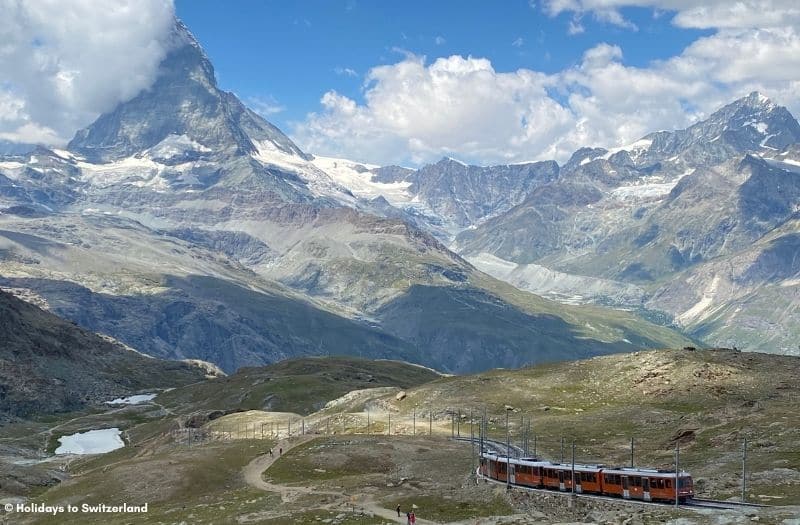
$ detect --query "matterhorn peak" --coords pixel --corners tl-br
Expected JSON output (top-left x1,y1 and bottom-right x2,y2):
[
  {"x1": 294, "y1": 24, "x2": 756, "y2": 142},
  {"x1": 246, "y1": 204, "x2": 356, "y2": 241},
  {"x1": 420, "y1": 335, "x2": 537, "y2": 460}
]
[{"x1": 67, "y1": 19, "x2": 305, "y2": 164}]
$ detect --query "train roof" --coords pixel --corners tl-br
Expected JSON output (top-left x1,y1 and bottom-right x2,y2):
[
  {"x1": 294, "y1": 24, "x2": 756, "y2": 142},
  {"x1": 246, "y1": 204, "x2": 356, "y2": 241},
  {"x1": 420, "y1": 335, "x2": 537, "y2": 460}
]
[
  {"x1": 483, "y1": 453, "x2": 690, "y2": 477},
  {"x1": 602, "y1": 467, "x2": 691, "y2": 477},
  {"x1": 483, "y1": 454, "x2": 602, "y2": 472}
]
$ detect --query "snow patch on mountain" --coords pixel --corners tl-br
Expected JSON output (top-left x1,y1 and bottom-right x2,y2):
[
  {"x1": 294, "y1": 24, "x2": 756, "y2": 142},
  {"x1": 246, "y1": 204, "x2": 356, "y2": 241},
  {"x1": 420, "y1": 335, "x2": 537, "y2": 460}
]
[
  {"x1": 0, "y1": 161, "x2": 26, "y2": 180},
  {"x1": 677, "y1": 275, "x2": 722, "y2": 325},
  {"x1": 251, "y1": 140, "x2": 357, "y2": 204},
  {"x1": 468, "y1": 252, "x2": 645, "y2": 307},
  {"x1": 76, "y1": 156, "x2": 172, "y2": 191},
  {"x1": 147, "y1": 134, "x2": 211, "y2": 161},
  {"x1": 764, "y1": 157, "x2": 800, "y2": 174},
  {"x1": 609, "y1": 170, "x2": 693, "y2": 201},
  {"x1": 310, "y1": 155, "x2": 413, "y2": 205}
]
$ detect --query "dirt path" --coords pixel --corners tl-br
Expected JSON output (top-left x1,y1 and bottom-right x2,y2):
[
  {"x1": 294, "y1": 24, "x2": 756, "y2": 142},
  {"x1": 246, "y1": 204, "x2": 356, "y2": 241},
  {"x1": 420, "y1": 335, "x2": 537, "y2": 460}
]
[{"x1": 241, "y1": 436, "x2": 437, "y2": 524}]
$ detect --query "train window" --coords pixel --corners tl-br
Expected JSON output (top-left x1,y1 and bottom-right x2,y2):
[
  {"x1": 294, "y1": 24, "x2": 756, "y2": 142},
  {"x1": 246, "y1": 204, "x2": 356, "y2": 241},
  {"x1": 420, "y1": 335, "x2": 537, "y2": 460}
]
[
  {"x1": 658, "y1": 479, "x2": 665, "y2": 489},
  {"x1": 632, "y1": 477, "x2": 641, "y2": 487},
  {"x1": 665, "y1": 480, "x2": 672, "y2": 489}
]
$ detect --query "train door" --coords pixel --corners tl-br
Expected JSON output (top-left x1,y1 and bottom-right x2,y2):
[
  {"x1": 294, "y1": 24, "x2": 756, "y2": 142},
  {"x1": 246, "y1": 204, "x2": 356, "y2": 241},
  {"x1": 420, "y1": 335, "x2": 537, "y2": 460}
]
[
  {"x1": 558, "y1": 470, "x2": 565, "y2": 491},
  {"x1": 622, "y1": 476, "x2": 630, "y2": 499},
  {"x1": 509, "y1": 464, "x2": 516, "y2": 485},
  {"x1": 575, "y1": 472, "x2": 583, "y2": 494},
  {"x1": 643, "y1": 478, "x2": 651, "y2": 502}
]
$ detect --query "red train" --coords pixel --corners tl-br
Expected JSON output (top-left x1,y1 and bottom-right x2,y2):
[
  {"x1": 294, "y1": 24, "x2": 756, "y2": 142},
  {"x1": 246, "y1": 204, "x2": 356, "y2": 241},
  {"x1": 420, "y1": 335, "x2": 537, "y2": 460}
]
[{"x1": 480, "y1": 452, "x2": 694, "y2": 503}]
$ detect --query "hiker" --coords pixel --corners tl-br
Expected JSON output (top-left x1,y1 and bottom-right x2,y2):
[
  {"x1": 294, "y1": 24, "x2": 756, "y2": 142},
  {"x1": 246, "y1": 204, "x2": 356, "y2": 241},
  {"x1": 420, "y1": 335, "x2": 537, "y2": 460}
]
[
  {"x1": 396, "y1": 504, "x2": 401, "y2": 517},
  {"x1": 406, "y1": 511, "x2": 411, "y2": 525},
  {"x1": 279, "y1": 447, "x2": 283, "y2": 456},
  {"x1": 268, "y1": 448, "x2": 273, "y2": 457},
  {"x1": 410, "y1": 510, "x2": 416, "y2": 524}
]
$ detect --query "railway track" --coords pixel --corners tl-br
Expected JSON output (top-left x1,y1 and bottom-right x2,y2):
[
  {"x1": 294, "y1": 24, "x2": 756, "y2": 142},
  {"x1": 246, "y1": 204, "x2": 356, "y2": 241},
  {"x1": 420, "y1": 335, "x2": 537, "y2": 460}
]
[
  {"x1": 455, "y1": 436, "x2": 766, "y2": 512},
  {"x1": 685, "y1": 497, "x2": 766, "y2": 510}
]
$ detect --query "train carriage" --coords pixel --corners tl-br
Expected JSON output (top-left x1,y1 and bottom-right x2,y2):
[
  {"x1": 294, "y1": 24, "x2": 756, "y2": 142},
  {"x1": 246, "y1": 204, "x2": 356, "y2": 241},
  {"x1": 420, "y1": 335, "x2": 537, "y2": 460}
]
[
  {"x1": 601, "y1": 468, "x2": 694, "y2": 503},
  {"x1": 480, "y1": 452, "x2": 694, "y2": 504},
  {"x1": 540, "y1": 463, "x2": 603, "y2": 493}
]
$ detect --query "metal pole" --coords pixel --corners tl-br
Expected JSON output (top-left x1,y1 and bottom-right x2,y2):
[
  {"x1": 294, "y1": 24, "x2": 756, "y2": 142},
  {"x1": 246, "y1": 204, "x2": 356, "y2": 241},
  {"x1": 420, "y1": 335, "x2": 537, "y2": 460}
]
[
  {"x1": 413, "y1": 410, "x2": 416, "y2": 436},
  {"x1": 469, "y1": 409, "x2": 473, "y2": 444},
  {"x1": 302, "y1": 419, "x2": 305, "y2": 435},
  {"x1": 506, "y1": 409, "x2": 510, "y2": 490},
  {"x1": 675, "y1": 444, "x2": 680, "y2": 508},
  {"x1": 367, "y1": 410, "x2": 370, "y2": 435},
  {"x1": 429, "y1": 411, "x2": 432, "y2": 436},
  {"x1": 471, "y1": 410, "x2": 475, "y2": 477},
  {"x1": 524, "y1": 418, "x2": 529, "y2": 456},
  {"x1": 388, "y1": 412, "x2": 391, "y2": 435},
  {"x1": 631, "y1": 437, "x2": 634, "y2": 468},
  {"x1": 478, "y1": 409, "x2": 486, "y2": 457},
  {"x1": 571, "y1": 441, "x2": 576, "y2": 494},
  {"x1": 561, "y1": 437, "x2": 565, "y2": 463},
  {"x1": 742, "y1": 438, "x2": 747, "y2": 503},
  {"x1": 533, "y1": 435, "x2": 537, "y2": 458},
  {"x1": 288, "y1": 419, "x2": 291, "y2": 436}
]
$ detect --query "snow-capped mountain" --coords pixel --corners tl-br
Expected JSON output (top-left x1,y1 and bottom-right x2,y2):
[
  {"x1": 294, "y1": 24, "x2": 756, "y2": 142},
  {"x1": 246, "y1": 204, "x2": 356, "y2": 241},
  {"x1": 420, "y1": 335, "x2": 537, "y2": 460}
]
[
  {"x1": 284, "y1": 90, "x2": 800, "y2": 356},
  {"x1": 0, "y1": 19, "x2": 690, "y2": 374},
  {"x1": 450, "y1": 94, "x2": 800, "y2": 356}
]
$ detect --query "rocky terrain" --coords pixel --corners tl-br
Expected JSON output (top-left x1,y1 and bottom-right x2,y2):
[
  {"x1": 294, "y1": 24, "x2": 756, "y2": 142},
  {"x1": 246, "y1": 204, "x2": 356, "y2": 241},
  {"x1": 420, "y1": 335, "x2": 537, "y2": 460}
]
[
  {"x1": 447, "y1": 94, "x2": 800, "y2": 355},
  {"x1": 4, "y1": 349, "x2": 798, "y2": 524},
  {"x1": 0, "y1": 289, "x2": 210, "y2": 421},
  {"x1": 302, "y1": 93, "x2": 800, "y2": 358}
]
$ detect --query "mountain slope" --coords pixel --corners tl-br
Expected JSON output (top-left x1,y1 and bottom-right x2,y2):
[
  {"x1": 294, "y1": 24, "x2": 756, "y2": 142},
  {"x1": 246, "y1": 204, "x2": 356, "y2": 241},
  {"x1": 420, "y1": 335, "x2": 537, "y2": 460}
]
[
  {"x1": 0, "y1": 19, "x2": 695, "y2": 374},
  {"x1": 157, "y1": 356, "x2": 442, "y2": 416},
  {"x1": 446, "y1": 93, "x2": 800, "y2": 355},
  {"x1": 0, "y1": 289, "x2": 209, "y2": 421}
]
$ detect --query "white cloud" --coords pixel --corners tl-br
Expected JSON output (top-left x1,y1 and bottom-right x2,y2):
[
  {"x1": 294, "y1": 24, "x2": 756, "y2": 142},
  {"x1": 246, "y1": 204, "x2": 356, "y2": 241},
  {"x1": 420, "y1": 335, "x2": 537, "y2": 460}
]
[
  {"x1": 292, "y1": 23, "x2": 800, "y2": 166},
  {"x1": 543, "y1": 0, "x2": 800, "y2": 31},
  {"x1": 435, "y1": 35, "x2": 446, "y2": 45},
  {"x1": 247, "y1": 96, "x2": 286, "y2": 117},
  {"x1": 334, "y1": 67, "x2": 359, "y2": 77},
  {"x1": 567, "y1": 17, "x2": 586, "y2": 35},
  {"x1": 512, "y1": 37, "x2": 525, "y2": 47},
  {"x1": 0, "y1": 0, "x2": 175, "y2": 146}
]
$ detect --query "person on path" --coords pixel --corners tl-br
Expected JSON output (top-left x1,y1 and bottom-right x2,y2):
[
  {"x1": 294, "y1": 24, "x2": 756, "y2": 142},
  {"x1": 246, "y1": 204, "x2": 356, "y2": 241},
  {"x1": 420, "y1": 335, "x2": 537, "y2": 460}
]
[
  {"x1": 406, "y1": 511, "x2": 411, "y2": 525},
  {"x1": 269, "y1": 448, "x2": 273, "y2": 457},
  {"x1": 279, "y1": 447, "x2": 283, "y2": 456},
  {"x1": 396, "y1": 504, "x2": 401, "y2": 517},
  {"x1": 410, "y1": 510, "x2": 416, "y2": 524}
]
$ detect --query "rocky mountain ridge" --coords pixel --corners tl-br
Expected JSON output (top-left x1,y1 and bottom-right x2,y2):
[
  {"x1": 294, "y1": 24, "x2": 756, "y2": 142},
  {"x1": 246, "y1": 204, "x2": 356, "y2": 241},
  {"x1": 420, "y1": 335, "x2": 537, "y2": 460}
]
[{"x1": 0, "y1": 19, "x2": 692, "y2": 374}]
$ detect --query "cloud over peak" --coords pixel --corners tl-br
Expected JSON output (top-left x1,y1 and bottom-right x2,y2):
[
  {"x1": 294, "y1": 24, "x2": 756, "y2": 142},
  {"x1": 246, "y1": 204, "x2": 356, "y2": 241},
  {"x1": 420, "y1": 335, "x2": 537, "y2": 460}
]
[
  {"x1": 293, "y1": 12, "x2": 800, "y2": 167},
  {"x1": 0, "y1": 0, "x2": 176, "y2": 145}
]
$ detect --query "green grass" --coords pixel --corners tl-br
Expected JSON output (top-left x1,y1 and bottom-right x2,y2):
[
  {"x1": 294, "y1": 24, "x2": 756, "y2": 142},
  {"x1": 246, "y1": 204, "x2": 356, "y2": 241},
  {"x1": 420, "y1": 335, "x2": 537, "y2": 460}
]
[
  {"x1": 31, "y1": 439, "x2": 277, "y2": 524},
  {"x1": 382, "y1": 494, "x2": 514, "y2": 522},
  {"x1": 157, "y1": 356, "x2": 441, "y2": 416},
  {"x1": 266, "y1": 439, "x2": 394, "y2": 484}
]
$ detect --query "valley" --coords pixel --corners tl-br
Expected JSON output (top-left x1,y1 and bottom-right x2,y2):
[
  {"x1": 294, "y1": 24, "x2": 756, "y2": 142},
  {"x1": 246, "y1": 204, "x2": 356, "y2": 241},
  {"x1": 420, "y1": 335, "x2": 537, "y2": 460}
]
[{"x1": 2, "y1": 350, "x2": 799, "y2": 524}]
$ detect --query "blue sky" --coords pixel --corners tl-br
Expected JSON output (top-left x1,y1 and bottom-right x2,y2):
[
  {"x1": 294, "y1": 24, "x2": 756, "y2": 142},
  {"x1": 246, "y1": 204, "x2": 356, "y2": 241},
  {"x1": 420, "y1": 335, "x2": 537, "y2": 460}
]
[
  {"x1": 175, "y1": 0, "x2": 710, "y2": 133},
  {"x1": 2, "y1": 1, "x2": 800, "y2": 166}
]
